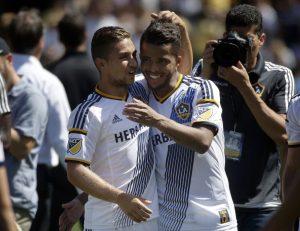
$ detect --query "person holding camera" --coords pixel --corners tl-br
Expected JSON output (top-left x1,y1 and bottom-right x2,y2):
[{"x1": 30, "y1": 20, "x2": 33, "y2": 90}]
[{"x1": 192, "y1": 4, "x2": 295, "y2": 231}]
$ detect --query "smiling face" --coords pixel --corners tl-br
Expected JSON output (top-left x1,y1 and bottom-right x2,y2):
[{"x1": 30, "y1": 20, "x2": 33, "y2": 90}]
[
  {"x1": 99, "y1": 38, "x2": 137, "y2": 87},
  {"x1": 140, "y1": 41, "x2": 181, "y2": 96},
  {"x1": 103, "y1": 38, "x2": 137, "y2": 85}
]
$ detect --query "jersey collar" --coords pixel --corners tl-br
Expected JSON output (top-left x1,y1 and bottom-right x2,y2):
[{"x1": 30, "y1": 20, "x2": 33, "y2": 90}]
[
  {"x1": 248, "y1": 53, "x2": 265, "y2": 82},
  {"x1": 95, "y1": 84, "x2": 128, "y2": 101},
  {"x1": 153, "y1": 74, "x2": 183, "y2": 103}
]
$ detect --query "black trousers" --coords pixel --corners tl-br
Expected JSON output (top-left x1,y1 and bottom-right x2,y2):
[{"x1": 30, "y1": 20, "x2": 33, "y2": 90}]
[{"x1": 30, "y1": 163, "x2": 81, "y2": 231}]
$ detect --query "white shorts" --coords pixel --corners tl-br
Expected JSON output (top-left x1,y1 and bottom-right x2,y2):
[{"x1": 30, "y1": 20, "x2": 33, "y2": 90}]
[{"x1": 84, "y1": 218, "x2": 158, "y2": 231}]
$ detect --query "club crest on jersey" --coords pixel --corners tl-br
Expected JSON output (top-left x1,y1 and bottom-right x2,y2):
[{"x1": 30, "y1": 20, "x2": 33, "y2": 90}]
[
  {"x1": 175, "y1": 101, "x2": 191, "y2": 120},
  {"x1": 252, "y1": 82, "x2": 265, "y2": 97},
  {"x1": 67, "y1": 138, "x2": 82, "y2": 155},
  {"x1": 196, "y1": 107, "x2": 213, "y2": 120}
]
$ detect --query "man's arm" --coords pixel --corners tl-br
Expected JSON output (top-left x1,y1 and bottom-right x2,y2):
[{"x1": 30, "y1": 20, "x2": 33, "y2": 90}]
[
  {"x1": 59, "y1": 192, "x2": 86, "y2": 231},
  {"x1": 123, "y1": 98, "x2": 214, "y2": 154},
  {"x1": 262, "y1": 146, "x2": 300, "y2": 231},
  {"x1": 151, "y1": 11, "x2": 193, "y2": 74},
  {"x1": 218, "y1": 62, "x2": 289, "y2": 144},
  {"x1": 66, "y1": 162, "x2": 152, "y2": 223},
  {"x1": 45, "y1": 79, "x2": 71, "y2": 164},
  {"x1": 8, "y1": 128, "x2": 36, "y2": 160},
  {"x1": 0, "y1": 113, "x2": 11, "y2": 148},
  {"x1": 0, "y1": 166, "x2": 17, "y2": 231}
]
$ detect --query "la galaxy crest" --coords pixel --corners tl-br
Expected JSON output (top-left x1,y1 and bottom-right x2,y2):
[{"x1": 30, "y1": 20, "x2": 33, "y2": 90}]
[
  {"x1": 252, "y1": 82, "x2": 265, "y2": 97},
  {"x1": 67, "y1": 138, "x2": 82, "y2": 155},
  {"x1": 175, "y1": 101, "x2": 191, "y2": 120}
]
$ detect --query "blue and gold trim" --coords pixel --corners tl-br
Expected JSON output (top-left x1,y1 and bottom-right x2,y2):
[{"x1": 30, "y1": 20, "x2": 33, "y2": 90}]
[
  {"x1": 68, "y1": 128, "x2": 88, "y2": 135},
  {"x1": 95, "y1": 84, "x2": 128, "y2": 101},
  {"x1": 196, "y1": 99, "x2": 220, "y2": 107},
  {"x1": 65, "y1": 158, "x2": 91, "y2": 165},
  {"x1": 153, "y1": 74, "x2": 183, "y2": 103}
]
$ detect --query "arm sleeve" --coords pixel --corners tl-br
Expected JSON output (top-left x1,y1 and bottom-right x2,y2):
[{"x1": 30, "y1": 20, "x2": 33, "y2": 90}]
[
  {"x1": 191, "y1": 79, "x2": 222, "y2": 135},
  {"x1": 286, "y1": 96, "x2": 300, "y2": 146},
  {"x1": 0, "y1": 74, "x2": 10, "y2": 115},
  {"x1": 44, "y1": 78, "x2": 71, "y2": 160},
  {"x1": 272, "y1": 68, "x2": 295, "y2": 114},
  {"x1": 65, "y1": 106, "x2": 101, "y2": 165},
  {"x1": 14, "y1": 91, "x2": 48, "y2": 147}
]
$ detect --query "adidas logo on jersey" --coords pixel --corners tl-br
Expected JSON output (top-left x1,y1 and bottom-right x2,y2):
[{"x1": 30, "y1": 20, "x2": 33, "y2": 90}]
[{"x1": 112, "y1": 114, "x2": 122, "y2": 124}]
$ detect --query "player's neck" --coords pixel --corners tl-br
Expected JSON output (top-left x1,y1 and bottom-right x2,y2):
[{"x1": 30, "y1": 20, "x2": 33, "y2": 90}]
[{"x1": 96, "y1": 82, "x2": 128, "y2": 99}]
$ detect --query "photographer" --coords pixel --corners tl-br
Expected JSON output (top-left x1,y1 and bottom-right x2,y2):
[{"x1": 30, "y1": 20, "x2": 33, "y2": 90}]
[{"x1": 192, "y1": 4, "x2": 295, "y2": 231}]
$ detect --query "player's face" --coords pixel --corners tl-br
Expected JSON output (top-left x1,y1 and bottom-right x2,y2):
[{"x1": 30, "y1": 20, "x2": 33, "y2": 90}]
[
  {"x1": 140, "y1": 42, "x2": 181, "y2": 95},
  {"x1": 103, "y1": 38, "x2": 137, "y2": 87}
]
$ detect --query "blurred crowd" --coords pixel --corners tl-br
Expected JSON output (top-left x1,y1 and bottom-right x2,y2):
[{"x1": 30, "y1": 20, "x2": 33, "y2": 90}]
[{"x1": 1, "y1": 0, "x2": 300, "y2": 91}]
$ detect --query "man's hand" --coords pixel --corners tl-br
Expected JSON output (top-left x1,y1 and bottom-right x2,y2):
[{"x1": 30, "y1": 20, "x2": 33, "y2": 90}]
[
  {"x1": 151, "y1": 10, "x2": 185, "y2": 28},
  {"x1": 59, "y1": 198, "x2": 84, "y2": 231},
  {"x1": 217, "y1": 61, "x2": 251, "y2": 90},
  {"x1": 201, "y1": 40, "x2": 218, "y2": 78},
  {"x1": 116, "y1": 193, "x2": 152, "y2": 223},
  {"x1": 123, "y1": 98, "x2": 163, "y2": 127}
]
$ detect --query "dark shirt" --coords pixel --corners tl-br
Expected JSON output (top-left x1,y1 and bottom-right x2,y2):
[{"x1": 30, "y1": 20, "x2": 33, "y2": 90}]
[
  {"x1": 48, "y1": 51, "x2": 98, "y2": 110},
  {"x1": 192, "y1": 53, "x2": 295, "y2": 207}
]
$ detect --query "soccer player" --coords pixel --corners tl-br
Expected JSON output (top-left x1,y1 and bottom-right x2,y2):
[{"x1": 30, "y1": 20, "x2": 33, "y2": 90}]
[
  {"x1": 262, "y1": 93, "x2": 300, "y2": 231},
  {"x1": 65, "y1": 26, "x2": 159, "y2": 231},
  {"x1": 123, "y1": 19, "x2": 237, "y2": 231}
]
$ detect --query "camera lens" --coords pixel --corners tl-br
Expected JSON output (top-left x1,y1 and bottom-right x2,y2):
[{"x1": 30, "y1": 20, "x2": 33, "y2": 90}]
[{"x1": 213, "y1": 43, "x2": 241, "y2": 67}]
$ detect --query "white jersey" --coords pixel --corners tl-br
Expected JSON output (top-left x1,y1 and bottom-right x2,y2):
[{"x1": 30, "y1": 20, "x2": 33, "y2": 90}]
[
  {"x1": 286, "y1": 93, "x2": 300, "y2": 146},
  {"x1": 65, "y1": 77, "x2": 159, "y2": 230},
  {"x1": 150, "y1": 74, "x2": 237, "y2": 231}
]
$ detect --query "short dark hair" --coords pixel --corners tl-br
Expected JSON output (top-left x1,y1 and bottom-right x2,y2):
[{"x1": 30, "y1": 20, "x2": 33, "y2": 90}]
[
  {"x1": 140, "y1": 19, "x2": 181, "y2": 55},
  {"x1": 91, "y1": 26, "x2": 131, "y2": 61},
  {"x1": 225, "y1": 4, "x2": 263, "y2": 34},
  {"x1": 9, "y1": 9, "x2": 44, "y2": 54},
  {"x1": 58, "y1": 11, "x2": 85, "y2": 49}
]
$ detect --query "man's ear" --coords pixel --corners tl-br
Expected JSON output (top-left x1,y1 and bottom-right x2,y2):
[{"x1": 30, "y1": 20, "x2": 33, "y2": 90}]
[
  {"x1": 6, "y1": 53, "x2": 13, "y2": 64},
  {"x1": 258, "y1": 32, "x2": 266, "y2": 46},
  {"x1": 176, "y1": 55, "x2": 182, "y2": 69},
  {"x1": 94, "y1": 57, "x2": 106, "y2": 70}
]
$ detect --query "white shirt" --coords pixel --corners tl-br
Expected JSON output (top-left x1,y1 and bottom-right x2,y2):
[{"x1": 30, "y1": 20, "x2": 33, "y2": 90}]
[
  {"x1": 151, "y1": 74, "x2": 237, "y2": 231},
  {"x1": 65, "y1": 79, "x2": 159, "y2": 230},
  {"x1": 13, "y1": 54, "x2": 70, "y2": 166},
  {"x1": 286, "y1": 93, "x2": 300, "y2": 146}
]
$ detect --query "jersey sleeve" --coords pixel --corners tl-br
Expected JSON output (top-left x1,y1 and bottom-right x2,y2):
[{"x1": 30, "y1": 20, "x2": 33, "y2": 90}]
[
  {"x1": 65, "y1": 104, "x2": 101, "y2": 165},
  {"x1": 272, "y1": 67, "x2": 295, "y2": 114},
  {"x1": 0, "y1": 74, "x2": 10, "y2": 115},
  {"x1": 286, "y1": 96, "x2": 300, "y2": 147},
  {"x1": 191, "y1": 59, "x2": 203, "y2": 77},
  {"x1": 191, "y1": 79, "x2": 222, "y2": 135}
]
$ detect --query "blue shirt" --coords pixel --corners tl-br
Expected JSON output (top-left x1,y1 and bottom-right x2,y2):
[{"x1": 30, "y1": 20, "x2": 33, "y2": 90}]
[{"x1": 5, "y1": 79, "x2": 47, "y2": 218}]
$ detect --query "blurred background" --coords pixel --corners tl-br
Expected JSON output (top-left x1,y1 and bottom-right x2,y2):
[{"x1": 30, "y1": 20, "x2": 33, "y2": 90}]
[{"x1": 1, "y1": 0, "x2": 300, "y2": 90}]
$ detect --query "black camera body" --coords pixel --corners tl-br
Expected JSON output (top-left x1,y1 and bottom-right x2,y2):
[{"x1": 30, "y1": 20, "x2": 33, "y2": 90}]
[{"x1": 213, "y1": 31, "x2": 252, "y2": 67}]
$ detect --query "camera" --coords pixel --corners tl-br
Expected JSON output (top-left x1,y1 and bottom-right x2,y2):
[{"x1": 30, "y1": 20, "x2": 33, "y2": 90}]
[{"x1": 213, "y1": 31, "x2": 252, "y2": 67}]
